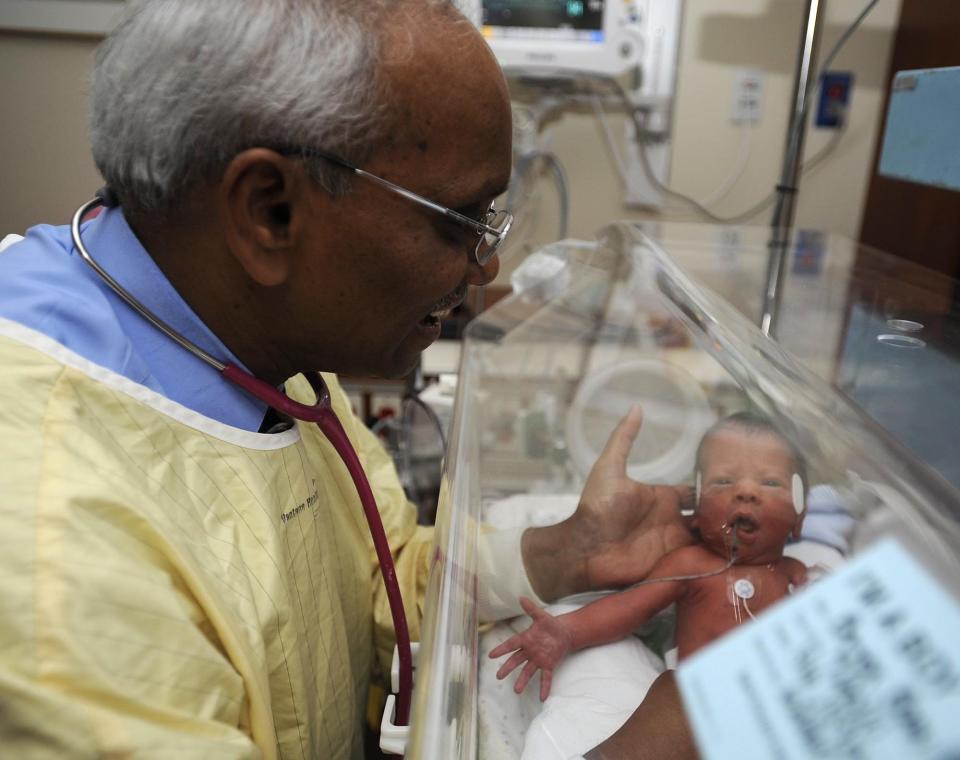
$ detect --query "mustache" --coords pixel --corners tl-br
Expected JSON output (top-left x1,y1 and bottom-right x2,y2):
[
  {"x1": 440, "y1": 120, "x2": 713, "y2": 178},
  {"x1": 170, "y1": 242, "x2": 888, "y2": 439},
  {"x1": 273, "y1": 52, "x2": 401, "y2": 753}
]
[{"x1": 429, "y1": 284, "x2": 468, "y2": 313}]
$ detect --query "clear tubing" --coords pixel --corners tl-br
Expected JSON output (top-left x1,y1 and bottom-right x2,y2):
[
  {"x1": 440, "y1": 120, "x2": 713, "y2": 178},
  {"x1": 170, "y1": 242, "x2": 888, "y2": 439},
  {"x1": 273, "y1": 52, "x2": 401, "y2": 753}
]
[{"x1": 559, "y1": 525, "x2": 745, "y2": 610}]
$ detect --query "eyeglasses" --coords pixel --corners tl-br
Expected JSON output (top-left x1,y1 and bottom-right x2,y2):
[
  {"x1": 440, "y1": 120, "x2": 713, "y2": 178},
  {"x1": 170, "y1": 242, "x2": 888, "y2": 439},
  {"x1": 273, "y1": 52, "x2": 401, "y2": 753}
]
[{"x1": 276, "y1": 145, "x2": 513, "y2": 266}]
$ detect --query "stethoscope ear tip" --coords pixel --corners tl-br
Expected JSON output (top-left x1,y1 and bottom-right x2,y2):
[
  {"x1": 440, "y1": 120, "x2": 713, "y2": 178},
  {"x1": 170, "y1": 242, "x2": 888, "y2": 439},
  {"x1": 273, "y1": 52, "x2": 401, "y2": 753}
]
[{"x1": 96, "y1": 186, "x2": 120, "y2": 209}]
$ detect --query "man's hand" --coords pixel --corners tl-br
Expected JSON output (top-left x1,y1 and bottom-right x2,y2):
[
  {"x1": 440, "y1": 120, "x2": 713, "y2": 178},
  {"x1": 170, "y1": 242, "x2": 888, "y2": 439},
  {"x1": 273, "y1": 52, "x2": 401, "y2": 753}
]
[
  {"x1": 488, "y1": 597, "x2": 573, "y2": 702},
  {"x1": 575, "y1": 406, "x2": 695, "y2": 589},
  {"x1": 522, "y1": 406, "x2": 694, "y2": 601}
]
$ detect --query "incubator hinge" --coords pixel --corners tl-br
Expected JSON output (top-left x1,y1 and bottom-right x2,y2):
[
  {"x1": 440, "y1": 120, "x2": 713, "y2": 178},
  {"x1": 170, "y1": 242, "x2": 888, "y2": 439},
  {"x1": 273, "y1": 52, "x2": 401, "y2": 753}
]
[{"x1": 379, "y1": 642, "x2": 421, "y2": 755}]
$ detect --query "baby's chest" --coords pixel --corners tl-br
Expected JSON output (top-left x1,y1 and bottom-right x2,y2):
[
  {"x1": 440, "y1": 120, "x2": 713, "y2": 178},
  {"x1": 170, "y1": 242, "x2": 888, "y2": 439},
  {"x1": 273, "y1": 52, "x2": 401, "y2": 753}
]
[
  {"x1": 723, "y1": 568, "x2": 793, "y2": 609},
  {"x1": 691, "y1": 568, "x2": 793, "y2": 611}
]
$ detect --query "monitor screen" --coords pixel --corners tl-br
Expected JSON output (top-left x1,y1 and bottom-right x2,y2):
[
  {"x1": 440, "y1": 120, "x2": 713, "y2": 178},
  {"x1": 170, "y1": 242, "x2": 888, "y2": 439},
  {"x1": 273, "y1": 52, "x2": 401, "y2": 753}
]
[{"x1": 482, "y1": 0, "x2": 605, "y2": 43}]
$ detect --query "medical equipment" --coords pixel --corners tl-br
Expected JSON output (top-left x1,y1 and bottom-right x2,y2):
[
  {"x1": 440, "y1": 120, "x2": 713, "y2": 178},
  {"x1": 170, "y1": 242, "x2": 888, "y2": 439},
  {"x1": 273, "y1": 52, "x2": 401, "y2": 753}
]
[
  {"x1": 497, "y1": 0, "x2": 880, "y2": 260},
  {"x1": 480, "y1": 0, "x2": 644, "y2": 77},
  {"x1": 395, "y1": 389, "x2": 450, "y2": 525},
  {"x1": 409, "y1": 226, "x2": 960, "y2": 759},
  {"x1": 474, "y1": 0, "x2": 682, "y2": 229},
  {"x1": 69, "y1": 191, "x2": 416, "y2": 727}
]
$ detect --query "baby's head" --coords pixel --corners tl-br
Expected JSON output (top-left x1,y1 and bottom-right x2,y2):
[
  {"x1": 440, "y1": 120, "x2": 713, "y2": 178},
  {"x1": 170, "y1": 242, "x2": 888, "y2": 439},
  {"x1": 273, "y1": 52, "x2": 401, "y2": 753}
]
[{"x1": 692, "y1": 412, "x2": 807, "y2": 562}]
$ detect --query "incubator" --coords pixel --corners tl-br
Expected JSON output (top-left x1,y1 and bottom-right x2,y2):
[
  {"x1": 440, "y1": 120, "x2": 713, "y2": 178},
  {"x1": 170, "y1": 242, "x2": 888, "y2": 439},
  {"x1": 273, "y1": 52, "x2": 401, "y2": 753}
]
[{"x1": 404, "y1": 223, "x2": 960, "y2": 759}]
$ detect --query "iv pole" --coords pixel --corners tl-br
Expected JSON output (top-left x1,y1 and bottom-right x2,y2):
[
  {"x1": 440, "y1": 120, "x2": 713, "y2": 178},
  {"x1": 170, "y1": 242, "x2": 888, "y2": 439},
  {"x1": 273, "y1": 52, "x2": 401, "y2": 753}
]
[{"x1": 760, "y1": 0, "x2": 826, "y2": 337}]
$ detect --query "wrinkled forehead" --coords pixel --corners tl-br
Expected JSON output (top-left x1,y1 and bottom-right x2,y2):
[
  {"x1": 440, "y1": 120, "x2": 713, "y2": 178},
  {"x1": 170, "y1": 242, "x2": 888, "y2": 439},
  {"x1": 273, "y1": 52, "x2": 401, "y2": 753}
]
[{"x1": 699, "y1": 427, "x2": 798, "y2": 474}]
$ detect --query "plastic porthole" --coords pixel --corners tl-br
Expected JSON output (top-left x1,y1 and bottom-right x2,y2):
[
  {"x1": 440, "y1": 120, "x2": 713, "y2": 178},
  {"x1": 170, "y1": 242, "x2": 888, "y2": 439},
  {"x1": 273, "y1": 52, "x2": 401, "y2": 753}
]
[{"x1": 565, "y1": 359, "x2": 715, "y2": 484}]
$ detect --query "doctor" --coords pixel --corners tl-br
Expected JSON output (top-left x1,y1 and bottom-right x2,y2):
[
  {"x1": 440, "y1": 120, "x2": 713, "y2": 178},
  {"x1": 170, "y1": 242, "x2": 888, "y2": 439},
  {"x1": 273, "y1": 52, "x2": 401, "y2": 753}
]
[{"x1": 0, "y1": 1, "x2": 695, "y2": 758}]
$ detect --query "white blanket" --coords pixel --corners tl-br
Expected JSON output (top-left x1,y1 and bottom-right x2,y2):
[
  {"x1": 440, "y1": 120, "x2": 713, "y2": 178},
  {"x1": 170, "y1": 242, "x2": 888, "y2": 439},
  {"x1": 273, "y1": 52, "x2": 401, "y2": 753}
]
[{"x1": 478, "y1": 490, "x2": 849, "y2": 760}]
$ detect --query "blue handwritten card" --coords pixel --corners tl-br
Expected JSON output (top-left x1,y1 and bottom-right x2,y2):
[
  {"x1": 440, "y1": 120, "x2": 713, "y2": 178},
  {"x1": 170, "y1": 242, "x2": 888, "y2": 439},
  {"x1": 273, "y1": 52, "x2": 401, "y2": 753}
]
[{"x1": 678, "y1": 538, "x2": 960, "y2": 760}]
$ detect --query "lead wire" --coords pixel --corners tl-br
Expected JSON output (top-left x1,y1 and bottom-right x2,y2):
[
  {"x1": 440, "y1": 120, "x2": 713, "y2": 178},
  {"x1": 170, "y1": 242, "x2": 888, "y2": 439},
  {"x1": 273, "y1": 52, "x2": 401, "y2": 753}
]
[
  {"x1": 621, "y1": 523, "x2": 742, "y2": 591},
  {"x1": 558, "y1": 525, "x2": 744, "y2": 610}
]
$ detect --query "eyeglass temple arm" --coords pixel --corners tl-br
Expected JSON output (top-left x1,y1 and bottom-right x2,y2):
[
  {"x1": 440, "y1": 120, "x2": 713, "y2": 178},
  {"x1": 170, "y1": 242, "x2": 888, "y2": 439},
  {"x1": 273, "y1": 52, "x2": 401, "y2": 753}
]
[
  {"x1": 290, "y1": 145, "x2": 503, "y2": 236},
  {"x1": 354, "y1": 169, "x2": 501, "y2": 236}
]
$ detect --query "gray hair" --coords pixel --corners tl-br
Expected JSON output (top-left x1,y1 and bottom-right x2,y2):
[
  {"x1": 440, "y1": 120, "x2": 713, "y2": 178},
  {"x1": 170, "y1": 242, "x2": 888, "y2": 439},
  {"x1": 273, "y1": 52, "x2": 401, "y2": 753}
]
[{"x1": 90, "y1": 0, "x2": 460, "y2": 212}]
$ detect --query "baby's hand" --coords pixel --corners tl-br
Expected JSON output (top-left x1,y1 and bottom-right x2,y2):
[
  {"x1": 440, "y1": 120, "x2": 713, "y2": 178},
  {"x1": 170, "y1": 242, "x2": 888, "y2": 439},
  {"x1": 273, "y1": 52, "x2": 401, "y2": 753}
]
[{"x1": 488, "y1": 597, "x2": 573, "y2": 701}]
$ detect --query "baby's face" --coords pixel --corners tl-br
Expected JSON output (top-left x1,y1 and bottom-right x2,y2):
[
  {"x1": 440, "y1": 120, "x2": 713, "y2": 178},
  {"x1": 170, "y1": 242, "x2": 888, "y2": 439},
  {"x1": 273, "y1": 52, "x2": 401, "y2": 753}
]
[{"x1": 695, "y1": 428, "x2": 802, "y2": 562}]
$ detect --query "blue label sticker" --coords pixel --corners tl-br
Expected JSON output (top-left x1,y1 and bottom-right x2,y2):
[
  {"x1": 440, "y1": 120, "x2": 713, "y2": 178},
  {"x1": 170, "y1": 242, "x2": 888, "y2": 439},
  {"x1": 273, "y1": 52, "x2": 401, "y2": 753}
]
[{"x1": 677, "y1": 538, "x2": 960, "y2": 760}]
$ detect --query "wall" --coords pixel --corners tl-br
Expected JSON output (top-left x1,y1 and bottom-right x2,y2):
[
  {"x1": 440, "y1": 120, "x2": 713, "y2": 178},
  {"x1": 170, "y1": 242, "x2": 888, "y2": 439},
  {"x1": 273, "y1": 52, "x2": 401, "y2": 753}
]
[
  {"x1": 0, "y1": 0, "x2": 901, "y2": 261},
  {"x1": 497, "y1": 0, "x2": 902, "y2": 283},
  {"x1": 0, "y1": 32, "x2": 101, "y2": 235}
]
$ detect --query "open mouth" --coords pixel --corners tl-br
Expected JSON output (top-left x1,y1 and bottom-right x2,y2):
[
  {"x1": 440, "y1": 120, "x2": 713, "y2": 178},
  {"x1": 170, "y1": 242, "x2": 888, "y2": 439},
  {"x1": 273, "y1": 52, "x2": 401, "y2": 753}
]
[
  {"x1": 418, "y1": 306, "x2": 452, "y2": 328},
  {"x1": 418, "y1": 287, "x2": 466, "y2": 328},
  {"x1": 731, "y1": 516, "x2": 759, "y2": 535}
]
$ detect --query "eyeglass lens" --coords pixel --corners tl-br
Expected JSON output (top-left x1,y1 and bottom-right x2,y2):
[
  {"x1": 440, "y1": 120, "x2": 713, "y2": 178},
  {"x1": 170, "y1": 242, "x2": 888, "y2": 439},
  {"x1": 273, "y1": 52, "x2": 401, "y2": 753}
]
[{"x1": 475, "y1": 209, "x2": 512, "y2": 265}]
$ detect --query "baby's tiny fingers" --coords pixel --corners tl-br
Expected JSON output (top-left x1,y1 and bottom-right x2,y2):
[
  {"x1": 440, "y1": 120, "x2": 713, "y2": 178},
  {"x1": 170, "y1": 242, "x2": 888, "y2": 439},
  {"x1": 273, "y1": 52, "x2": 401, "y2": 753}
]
[
  {"x1": 488, "y1": 637, "x2": 519, "y2": 659},
  {"x1": 496, "y1": 650, "x2": 528, "y2": 680},
  {"x1": 539, "y1": 670, "x2": 553, "y2": 702},
  {"x1": 514, "y1": 659, "x2": 540, "y2": 694}
]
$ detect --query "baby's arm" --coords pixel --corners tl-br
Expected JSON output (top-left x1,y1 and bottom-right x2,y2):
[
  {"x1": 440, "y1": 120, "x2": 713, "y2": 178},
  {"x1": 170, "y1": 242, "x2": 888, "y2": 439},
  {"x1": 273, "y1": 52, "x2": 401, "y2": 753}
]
[
  {"x1": 559, "y1": 549, "x2": 694, "y2": 650},
  {"x1": 490, "y1": 547, "x2": 700, "y2": 699},
  {"x1": 784, "y1": 556, "x2": 808, "y2": 590}
]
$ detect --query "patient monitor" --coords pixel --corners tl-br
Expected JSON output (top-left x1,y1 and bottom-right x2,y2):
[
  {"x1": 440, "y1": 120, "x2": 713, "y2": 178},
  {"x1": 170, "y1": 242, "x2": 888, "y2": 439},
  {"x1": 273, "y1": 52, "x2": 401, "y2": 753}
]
[{"x1": 481, "y1": 0, "x2": 644, "y2": 76}]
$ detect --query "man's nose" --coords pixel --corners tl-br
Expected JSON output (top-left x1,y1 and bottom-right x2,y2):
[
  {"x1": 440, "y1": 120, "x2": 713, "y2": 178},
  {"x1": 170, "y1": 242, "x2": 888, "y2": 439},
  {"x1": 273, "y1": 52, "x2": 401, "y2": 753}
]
[{"x1": 465, "y1": 251, "x2": 500, "y2": 287}]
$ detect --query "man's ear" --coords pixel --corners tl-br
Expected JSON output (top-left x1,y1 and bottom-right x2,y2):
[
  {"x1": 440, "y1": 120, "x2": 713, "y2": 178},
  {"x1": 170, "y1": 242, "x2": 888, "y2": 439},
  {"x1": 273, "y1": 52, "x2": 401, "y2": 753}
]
[{"x1": 219, "y1": 148, "x2": 309, "y2": 287}]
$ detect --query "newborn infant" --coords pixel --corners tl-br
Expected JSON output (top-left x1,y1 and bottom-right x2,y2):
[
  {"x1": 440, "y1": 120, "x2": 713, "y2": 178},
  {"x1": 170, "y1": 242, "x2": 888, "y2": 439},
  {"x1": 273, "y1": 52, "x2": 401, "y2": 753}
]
[{"x1": 491, "y1": 412, "x2": 809, "y2": 705}]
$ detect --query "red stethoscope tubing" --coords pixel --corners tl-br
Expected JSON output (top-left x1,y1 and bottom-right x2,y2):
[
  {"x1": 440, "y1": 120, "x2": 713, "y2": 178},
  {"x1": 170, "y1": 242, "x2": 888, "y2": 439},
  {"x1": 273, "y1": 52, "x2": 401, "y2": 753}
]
[{"x1": 223, "y1": 367, "x2": 414, "y2": 726}]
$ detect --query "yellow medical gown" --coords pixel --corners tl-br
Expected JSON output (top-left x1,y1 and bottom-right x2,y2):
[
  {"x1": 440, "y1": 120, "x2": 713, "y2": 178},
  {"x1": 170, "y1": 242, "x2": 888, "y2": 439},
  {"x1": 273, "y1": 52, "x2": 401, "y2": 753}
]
[{"x1": 0, "y1": 323, "x2": 433, "y2": 759}]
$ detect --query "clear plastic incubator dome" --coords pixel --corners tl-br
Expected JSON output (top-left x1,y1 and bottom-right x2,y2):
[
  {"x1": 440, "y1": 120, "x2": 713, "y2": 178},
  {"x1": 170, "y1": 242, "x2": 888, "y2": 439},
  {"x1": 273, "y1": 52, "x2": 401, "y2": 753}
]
[{"x1": 405, "y1": 223, "x2": 960, "y2": 760}]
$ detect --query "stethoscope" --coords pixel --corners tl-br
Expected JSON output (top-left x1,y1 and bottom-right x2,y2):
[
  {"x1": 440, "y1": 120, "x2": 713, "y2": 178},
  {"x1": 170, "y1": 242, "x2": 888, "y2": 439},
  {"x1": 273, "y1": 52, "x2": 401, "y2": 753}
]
[{"x1": 71, "y1": 190, "x2": 415, "y2": 727}]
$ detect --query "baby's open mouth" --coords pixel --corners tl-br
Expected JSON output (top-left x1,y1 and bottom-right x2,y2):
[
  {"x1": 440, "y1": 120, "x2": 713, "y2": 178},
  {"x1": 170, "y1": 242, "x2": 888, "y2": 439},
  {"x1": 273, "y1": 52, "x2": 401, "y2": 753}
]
[{"x1": 731, "y1": 516, "x2": 759, "y2": 535}]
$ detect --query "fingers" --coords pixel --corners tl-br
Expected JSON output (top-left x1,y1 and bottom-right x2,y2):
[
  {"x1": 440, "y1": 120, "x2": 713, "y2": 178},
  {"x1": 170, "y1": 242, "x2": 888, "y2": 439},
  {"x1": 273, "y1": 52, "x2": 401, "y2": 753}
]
[
  {"x1": 495, "y1": 650, "x2": 528, "y2": 680},
  {"x1": 489, "y1": 598, "x2": 544, "y2": 659},
  {"x1": 514, "y1": 659, "x2": 540, "y2": 694},
  {"x1": 598, "y1": 405, "x2": 644, "y2": 472},
  {"x1": 539, "y1": 670, "x2": 553, "y2": 702},
  {"x1": 488, "y1": 634, "x2": 522, "y2": 659}
]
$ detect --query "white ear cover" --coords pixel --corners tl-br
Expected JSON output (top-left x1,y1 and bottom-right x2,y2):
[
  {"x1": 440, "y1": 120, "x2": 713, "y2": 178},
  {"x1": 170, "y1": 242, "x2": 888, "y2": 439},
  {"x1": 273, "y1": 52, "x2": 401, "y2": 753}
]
[
  {"x1": 695, "y1": 471, "x2": 701, "y2": 507},
  {"x1": 792, "y1": 473, "x2": 805, "y2": 514}
]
